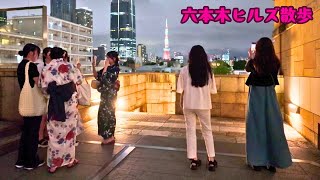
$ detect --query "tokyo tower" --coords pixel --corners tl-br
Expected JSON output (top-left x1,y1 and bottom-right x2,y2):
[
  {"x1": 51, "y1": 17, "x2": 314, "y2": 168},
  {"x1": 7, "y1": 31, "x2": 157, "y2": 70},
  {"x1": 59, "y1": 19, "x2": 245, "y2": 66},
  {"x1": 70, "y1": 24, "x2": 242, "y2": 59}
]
[{"x1": 163, "y1": 18, "x2": 171, "y2": 61}]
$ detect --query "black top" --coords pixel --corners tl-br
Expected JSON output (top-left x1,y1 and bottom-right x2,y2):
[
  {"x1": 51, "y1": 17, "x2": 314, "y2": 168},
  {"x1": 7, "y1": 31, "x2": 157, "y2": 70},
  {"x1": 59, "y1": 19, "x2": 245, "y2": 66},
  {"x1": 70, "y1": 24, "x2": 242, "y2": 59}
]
[
  {"x1": 17, "y1": 59, "x2": 39, "y2": 90},
  {"x1": 245, "y1": 59, "x2": 279, "y2": 86}
]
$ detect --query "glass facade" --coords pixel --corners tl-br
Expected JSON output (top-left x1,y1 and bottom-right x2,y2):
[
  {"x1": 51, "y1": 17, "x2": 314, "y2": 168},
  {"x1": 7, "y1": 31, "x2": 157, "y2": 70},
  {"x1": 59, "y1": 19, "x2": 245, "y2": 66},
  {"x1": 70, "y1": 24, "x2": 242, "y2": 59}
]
[
  {"x1": 50, "y1": 0, "x2": 76, "y2": 23},
  {"x1": 110, "y1": 0, "x2": 136, "y2": 61},
  {"x1": 75, "y1": 8, "x2": 93, "y2": 29}
]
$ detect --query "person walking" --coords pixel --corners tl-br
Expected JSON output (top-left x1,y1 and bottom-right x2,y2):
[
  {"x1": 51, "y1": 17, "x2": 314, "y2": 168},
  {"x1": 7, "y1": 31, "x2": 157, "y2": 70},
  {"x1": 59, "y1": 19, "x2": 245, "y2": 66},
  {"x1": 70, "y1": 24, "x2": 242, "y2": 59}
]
[
  {"x1": 245, "y1": 37, "x2": 292, "y2": 172},
  {"x1": 177, "y1": 45, "x2": 218, "y2": 171}
]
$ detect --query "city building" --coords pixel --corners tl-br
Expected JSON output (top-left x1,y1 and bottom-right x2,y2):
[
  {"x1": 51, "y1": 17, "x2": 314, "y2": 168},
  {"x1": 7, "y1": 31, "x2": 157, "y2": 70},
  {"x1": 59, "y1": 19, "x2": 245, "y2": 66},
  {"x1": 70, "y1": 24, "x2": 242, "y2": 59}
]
[
  {"x1": 137, "y1": 44, "x2": 148, "y2": 63},
  {"x1": 110, "y1": 0, "x2": 136, "y2": 61},
  {"x1": 173, "y1": 52, "x2": 184, "y2": 64},
  {"x1": 51, "y1": 0, "x2": 76, "y2": 23},
  {"x1": 163, "y1": 18, "x2": 171, "y2": 61},
  {"x1": 75, "y1": 7, "x2": 93, "y2": 28},
  {"x1": 0, "y1": 11, "x2": 7, "y2": 27},
  {"x1": 0, "y1": 6, "x2": 93, "y2": 73}
]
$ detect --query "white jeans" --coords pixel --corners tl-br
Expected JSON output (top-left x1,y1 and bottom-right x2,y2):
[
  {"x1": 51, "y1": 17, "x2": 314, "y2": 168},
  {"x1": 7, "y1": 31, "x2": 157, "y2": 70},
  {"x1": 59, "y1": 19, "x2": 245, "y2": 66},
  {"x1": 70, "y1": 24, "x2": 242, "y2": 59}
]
[{"x1": 183, "y1": 109, "x2": 216, "y2": 159}]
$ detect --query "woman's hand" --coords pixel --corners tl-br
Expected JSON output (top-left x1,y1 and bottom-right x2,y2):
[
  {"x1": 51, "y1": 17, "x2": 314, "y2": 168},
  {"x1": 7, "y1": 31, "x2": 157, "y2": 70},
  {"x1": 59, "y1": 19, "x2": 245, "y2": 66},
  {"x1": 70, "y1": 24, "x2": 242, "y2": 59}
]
[
  {"x1": 102, "y1": 59, "x2": 110, "y2": 74},
  {"x1": 104, "y1": 59, "x2": 110, "y2": 67},
  {"x1": 248, "y1": 48, "x2": 255, "y2": 59},
  {"x1": 76, "y1": 63, "x2": 81, "y2": 69}
]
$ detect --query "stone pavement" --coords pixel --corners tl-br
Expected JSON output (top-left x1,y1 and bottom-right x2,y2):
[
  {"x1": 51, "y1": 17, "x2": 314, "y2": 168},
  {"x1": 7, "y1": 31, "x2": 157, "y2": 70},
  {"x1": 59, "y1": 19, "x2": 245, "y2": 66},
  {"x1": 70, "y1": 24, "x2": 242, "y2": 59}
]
[{"x1": 0, "y1": 112, "x2": 320, "y2": 180}]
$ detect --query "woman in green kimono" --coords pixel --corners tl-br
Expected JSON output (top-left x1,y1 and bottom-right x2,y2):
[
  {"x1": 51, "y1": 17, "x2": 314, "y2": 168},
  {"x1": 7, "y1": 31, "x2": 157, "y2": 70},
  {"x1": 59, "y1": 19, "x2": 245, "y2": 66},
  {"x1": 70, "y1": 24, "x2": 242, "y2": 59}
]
[{"x1": 93, "y1": 51, "x2": 120, "y2": 145}]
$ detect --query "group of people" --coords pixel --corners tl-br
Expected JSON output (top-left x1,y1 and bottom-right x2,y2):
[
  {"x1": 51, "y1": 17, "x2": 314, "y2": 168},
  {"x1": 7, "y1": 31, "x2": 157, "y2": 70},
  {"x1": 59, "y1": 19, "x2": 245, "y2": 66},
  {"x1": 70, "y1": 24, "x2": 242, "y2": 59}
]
[
  {"x1": 15, "y1": 36, "x2": 292, "y2": 174},
  {"x1": 15, "y1": 43, "x2": 120, "y2": 173},
  {"x1": 177, "y1": 37, "x2": 292, "y2": 172}
]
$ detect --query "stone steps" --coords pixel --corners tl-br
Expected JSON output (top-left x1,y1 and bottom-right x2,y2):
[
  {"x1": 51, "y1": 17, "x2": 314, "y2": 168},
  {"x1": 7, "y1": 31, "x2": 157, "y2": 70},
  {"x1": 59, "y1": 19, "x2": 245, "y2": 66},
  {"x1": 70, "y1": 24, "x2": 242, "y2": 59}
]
[{"x1": 0, "y1": 121, "x2": 21, "y2": 156}]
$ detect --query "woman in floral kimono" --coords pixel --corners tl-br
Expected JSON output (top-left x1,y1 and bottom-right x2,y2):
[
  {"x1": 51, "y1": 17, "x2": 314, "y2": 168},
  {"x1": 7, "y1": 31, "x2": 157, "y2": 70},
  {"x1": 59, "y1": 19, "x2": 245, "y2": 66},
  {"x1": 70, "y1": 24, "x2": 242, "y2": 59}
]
[
  {"x1": 40, "y1": 47, "x2": 83, "y2": 173},
  {"x1": 93, "y1": 51, "x2": 120, "y2": 145}
]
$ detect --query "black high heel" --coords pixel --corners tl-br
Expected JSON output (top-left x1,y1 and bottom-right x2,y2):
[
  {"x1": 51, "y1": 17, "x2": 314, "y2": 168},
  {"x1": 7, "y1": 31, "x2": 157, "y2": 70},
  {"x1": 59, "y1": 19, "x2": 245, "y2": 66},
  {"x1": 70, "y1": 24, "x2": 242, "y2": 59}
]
[
  {"x1": 207, "y1": 160, "x2": 218, "y2": 171},
  {"x1": 190, "y1": 159, "x2": 201, "y2": 170},
  {"x1": 266, "y1": 166, "x2": 276, "y2": 173},
  {"x1": 248, "y1": 164, "x2": 262, "y2": 171}
]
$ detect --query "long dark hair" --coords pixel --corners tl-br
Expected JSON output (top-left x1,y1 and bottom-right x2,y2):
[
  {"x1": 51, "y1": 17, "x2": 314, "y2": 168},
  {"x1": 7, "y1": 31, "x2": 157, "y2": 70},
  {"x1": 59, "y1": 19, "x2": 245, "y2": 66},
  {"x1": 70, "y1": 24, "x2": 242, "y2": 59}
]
[
  {"x1": 253, "y1": 37, "x2": 280, "y2": 75},
  {"x1": 63, "y1": 50, "x2": 70, "y2": 62},
  {"x1": 107, "y1": 51, "x2": 120, "y2": 67},
  {"x1": 188, "y1": 45, "x2": 212, "y2": 87},
  {"x1": 43, "y1": 47, "x2": 51, "y2": 66},
  {"x1": 50, "y1": 47, "x2": 64, "y2": 60},
  {"x1": 18, "y1": 43, "x2": 40, "y2": 58}
]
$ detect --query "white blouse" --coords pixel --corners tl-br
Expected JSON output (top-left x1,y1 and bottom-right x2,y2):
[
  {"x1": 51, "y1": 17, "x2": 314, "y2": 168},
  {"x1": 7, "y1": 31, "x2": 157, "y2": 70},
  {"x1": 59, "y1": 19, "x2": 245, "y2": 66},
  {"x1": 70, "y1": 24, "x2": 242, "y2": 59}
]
[{"x1": 177, "y1": 66, "x2": 217, "y2": 110}]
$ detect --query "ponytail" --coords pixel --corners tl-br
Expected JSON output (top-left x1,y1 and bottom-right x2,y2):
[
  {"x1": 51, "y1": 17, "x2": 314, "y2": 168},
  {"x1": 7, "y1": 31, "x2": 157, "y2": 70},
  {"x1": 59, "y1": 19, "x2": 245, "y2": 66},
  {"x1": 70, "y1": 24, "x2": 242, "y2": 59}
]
[{"x1": 18, "y1": 43, "x2": 40, "y2": 58}]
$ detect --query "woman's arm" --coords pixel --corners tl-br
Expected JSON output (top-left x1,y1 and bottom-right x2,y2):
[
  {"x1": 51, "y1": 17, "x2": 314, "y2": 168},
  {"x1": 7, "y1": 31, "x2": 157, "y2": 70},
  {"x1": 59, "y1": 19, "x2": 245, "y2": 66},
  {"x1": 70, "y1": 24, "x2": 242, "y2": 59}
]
[
  {"x1": 92, "y1": 56, "x2": 98, "y2": 79},
  {"x1": 245, "y1": 59, "x2": 254, "y2": 72}
]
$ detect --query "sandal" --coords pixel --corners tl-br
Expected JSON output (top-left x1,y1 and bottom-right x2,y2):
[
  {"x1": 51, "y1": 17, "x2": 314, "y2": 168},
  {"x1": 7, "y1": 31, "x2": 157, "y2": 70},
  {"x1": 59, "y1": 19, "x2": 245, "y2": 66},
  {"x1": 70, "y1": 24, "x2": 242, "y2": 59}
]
[
  {"x1": 190, "y1": 159, "x2": 201, "y2": 170},
  {"x1": 101, "y1": 139, "x2": 115, "y2": 145},
  {"x1": 67, "y1": 159, "x2": 79, "y2": 168},
  {"x1": 48, "y1": 166, "x2": 58, "y2": 173}
]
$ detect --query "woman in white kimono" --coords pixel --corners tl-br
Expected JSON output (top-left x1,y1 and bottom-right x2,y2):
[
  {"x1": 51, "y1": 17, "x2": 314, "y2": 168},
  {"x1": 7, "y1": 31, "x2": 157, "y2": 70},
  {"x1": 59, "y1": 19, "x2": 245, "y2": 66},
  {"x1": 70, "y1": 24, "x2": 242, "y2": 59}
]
[{"x1": 40, "y1": 47, "x2": 83, "y2": 173}]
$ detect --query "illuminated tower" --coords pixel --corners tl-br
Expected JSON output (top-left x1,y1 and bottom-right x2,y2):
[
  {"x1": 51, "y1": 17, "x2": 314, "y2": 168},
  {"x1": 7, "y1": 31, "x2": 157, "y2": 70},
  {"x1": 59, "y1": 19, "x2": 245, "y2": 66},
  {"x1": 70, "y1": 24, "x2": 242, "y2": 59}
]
[{"x1": 163, "y1": 18, "x2": 171, "y2": 61}]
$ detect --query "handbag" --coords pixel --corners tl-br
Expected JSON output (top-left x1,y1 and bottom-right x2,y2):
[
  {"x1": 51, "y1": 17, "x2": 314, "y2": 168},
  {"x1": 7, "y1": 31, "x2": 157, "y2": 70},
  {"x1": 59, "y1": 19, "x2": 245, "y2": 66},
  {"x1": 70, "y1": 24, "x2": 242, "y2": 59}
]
[
  {"x1": 18, "y1": 62, "x2": 46, "y2": 117},
  {"x1": 91, "y1": 80, "x2": 100, "y2": 89},
  {"x1": 78, "y1": 79, "x2": 91, "y2": 106}
]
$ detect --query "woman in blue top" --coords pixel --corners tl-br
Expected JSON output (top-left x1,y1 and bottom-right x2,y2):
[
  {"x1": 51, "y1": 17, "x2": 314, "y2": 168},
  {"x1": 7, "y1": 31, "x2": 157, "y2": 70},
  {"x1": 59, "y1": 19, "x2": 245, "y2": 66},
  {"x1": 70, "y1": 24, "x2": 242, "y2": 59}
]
[{"x1": 245, "y1": 37, "x2": 292, "y2": 172}]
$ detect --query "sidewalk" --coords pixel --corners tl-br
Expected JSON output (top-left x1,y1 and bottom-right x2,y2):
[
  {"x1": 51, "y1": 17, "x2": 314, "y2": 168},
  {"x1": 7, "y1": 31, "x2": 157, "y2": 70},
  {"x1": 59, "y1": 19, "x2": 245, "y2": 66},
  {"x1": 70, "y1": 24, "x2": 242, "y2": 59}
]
[{"x1": 0, "y1": 112, "x2": 319, "y2": 180}]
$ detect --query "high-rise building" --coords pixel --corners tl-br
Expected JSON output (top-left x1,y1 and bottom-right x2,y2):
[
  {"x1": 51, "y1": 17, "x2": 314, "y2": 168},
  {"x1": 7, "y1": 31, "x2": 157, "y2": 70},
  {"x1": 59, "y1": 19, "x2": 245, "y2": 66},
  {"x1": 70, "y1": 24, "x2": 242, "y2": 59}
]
[
  {"x1": 163, "y1": 18, "x2": 171, "y2": 61},
  {"x1": 51, "y1": 0, "x2": 76, "y2": 22},
  {"x1": 110, "y1": 0, "x2": 136, "y2": 61},
  {"x1": 1, "y1": 13, "x2": 93, "y2": 72},
  {"x1": 0, "y1": 11, "x2": 7, "y2": 27},
  {"x1": 137, "y1": 44, "x2": 148, "y2": 63},
  {"x1": 75, "y1": 7, "x2": 93, "y2": 28}
]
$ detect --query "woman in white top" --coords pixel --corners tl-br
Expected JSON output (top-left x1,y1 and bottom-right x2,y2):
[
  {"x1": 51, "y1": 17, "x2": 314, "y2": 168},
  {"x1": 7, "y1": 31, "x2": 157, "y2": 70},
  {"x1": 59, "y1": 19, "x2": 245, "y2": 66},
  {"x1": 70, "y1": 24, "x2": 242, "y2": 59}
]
[{"x1": 177, "y1": 45, "x2": 218, "y2": 171}]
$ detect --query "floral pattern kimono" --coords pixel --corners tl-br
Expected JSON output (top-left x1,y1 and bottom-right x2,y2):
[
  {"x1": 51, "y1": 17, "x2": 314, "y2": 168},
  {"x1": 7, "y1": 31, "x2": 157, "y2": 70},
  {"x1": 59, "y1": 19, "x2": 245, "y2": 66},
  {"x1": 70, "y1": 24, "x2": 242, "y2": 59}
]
[
  {"x1": 40, "y1": 59, "x2": 83, "y2": 168},
  {"x1": 97, "y1": 65, "x2": 120, "y2": 139}
]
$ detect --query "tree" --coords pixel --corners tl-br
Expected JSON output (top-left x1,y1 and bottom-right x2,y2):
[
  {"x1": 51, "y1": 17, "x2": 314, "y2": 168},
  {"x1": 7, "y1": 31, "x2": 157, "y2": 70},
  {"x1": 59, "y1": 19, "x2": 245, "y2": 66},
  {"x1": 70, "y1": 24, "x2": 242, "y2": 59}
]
[
  {"x1": 123, "y1": 59, "x2": 135, "y2": 67},
  {"x1": 168, "y1": 61, "x2": 174, "y2": 67},
  {"x1": 233, "y1": 60, "x2": 247, "y2": 70},
  {"x1": 159, "y1": 62, "x2": 164, "y2": 66},
  {"x1": 212, "y1": 60, "x2": 232, "y2": 75},
  {"x1": 144, "y1": 62, "x2": 157, "y2": 65}
]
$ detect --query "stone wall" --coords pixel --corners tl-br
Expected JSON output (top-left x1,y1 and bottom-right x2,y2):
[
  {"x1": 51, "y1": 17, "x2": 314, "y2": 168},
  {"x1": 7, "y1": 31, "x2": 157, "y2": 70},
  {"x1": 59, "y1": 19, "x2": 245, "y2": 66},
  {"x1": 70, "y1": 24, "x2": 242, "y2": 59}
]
[
  {"x1": 273, "y1": 0, "x2": 320, "y2": 148},
  {"x1": 0, "y1": 68, "x2": 22, "y2": 122},
  {"x1": 0, "y1": 69, "x2": 284, "y2": 123},
  {"x1": 175, "y1": 75, "x2": 284, "y2": 119}
]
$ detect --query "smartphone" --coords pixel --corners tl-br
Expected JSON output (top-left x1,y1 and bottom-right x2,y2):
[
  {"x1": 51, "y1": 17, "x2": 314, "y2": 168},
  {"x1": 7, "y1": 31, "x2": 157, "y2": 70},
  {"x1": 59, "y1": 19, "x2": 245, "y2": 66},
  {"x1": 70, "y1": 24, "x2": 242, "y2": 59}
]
[{"x1": 251, "y1": 43, "x2": 256, "y2": 52}]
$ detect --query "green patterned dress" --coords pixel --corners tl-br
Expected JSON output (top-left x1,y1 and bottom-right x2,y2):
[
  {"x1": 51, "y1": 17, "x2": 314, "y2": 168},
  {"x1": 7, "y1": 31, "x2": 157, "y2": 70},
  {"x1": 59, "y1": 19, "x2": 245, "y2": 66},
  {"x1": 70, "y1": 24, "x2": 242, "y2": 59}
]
[{"x1": 97, "y1": 65, "x2": 120, "y2": 139}]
